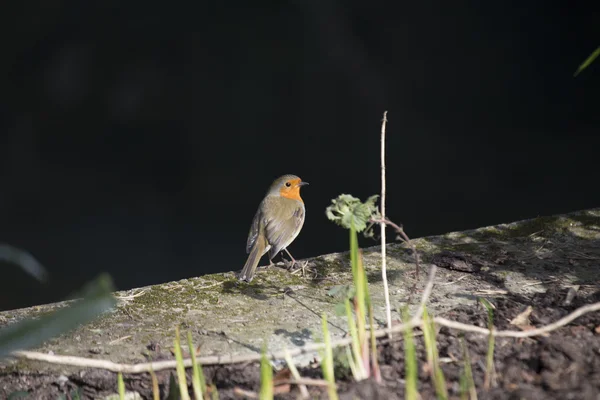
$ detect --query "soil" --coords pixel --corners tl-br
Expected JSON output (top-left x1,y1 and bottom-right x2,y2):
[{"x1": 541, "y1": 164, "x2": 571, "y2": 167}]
[{"x1": 2, "y1": 283, "x2": 599, "y2": 400}]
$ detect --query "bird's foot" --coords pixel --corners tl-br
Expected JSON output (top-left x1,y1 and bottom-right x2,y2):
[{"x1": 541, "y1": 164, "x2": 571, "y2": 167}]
[
  {"x1": 283, "y1": 257, "x2": 296, "y2": 271},
  {"x1": 261, "y1": 260, "x2": 276, "y2": 270},
  {"x1": 290, "y1": 260, "x2": 315, "y2": 278}
]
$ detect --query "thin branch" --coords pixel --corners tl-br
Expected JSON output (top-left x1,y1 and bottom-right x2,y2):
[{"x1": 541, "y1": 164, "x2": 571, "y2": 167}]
[
  {"x1": 411, "y1": 265, "x2": 437, "y2": 324},
  {"x1": 284, "y1": 348, "x2": 310, "y2": 399},
  {"x1": 279, "y1": 378, "x2": 336, "y2": 387},
  {"x1": 10, "y1": 301, "x2": 600, "y2": 374},
  {"x1": 379, "y1": 110, "x2": 393, "y2": 339},
  {"x1": 435, "y1": 301, "x2": 600, "y2": 338}
]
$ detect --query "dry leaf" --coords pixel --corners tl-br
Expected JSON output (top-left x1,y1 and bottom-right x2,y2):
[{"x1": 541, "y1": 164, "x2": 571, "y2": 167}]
[{"x1": 510, "y1": 306, "x2": 533, "y2": 329}]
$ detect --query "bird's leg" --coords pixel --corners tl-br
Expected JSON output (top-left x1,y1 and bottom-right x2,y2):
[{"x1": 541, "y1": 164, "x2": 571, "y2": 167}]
[
  {"x1": 283, "y1": 248, "x2": 297, "y2": 270},
  {"x1": 263, "y1": 259, "x2": 276, "y2": 270}
]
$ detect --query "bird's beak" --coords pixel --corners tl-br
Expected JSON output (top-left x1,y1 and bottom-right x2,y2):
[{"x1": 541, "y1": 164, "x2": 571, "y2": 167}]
[{"x1": 298, "y1": 181, "x2": 309, "y2": 187}]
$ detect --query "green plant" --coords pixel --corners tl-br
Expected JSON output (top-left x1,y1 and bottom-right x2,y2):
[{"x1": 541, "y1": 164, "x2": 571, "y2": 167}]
[
  {"x1": 479, "y1": 298, "x2": 496, "y2": 390},
  {"x1": 0, "y1": 274, "x2": 116, "y2": 358},
  {"x1": 117, "y1": 372, "x2": 125, "y2": 400},
  {"x1": 174, "y1": 326, "x2": 191, "y2": 400},
  {"x1": 401, "y1": 307, "x2": 418, "y2": 400},
  {"x1": 326, "y1": 194, "x2": 382, "y2": 382},
  {"x1": 460, "y1": 336, "x2": 477, "y2": 400},
  {"x1": 422, "y1": 307, "x2": 448, "y2": 400},
  {"x1": 320, "y1": 313, "x2": 339, "y2": 400},
  {"x1": 259, "y1": 344, "x2": 273, "y2": 400},
  {"x1": 187, "y1": 331, "x2": 206, "y2": 400},
  {"x1": 574, "y1": 46, "x2": 600, "y2": 76}
]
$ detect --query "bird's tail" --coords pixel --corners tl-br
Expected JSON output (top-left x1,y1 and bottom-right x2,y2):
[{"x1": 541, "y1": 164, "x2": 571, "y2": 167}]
[{"x1": 239, "y1": 236, "x2": 267, "y2": 282}]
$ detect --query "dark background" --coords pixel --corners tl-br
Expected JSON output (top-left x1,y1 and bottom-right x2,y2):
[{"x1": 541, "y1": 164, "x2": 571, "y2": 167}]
[{"x1": 1, "y1": 1, "x2": 598, "y2": 312}]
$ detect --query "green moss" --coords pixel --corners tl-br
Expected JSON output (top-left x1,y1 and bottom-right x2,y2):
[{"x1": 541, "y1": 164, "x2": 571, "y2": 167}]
[{"x1": 312, "y1": 258, "x2": 348, "y2": 277}]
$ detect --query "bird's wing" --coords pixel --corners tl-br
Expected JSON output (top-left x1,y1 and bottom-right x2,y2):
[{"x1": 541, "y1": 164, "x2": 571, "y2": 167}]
[
  {"x1": 246, "y1": 207, "x2": 263, "y2": 254},
  {"x1": 263, "y1": 197, "x2": 305, "y2": 259}
]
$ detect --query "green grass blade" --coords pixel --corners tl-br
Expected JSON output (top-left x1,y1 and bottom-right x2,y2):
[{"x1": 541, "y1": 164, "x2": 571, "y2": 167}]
[
  {"x1": 344, "y1": 345, "x2": 359, "y2": 381},
  {"x1": 321, "y1": 314, "x2": 339, "y2": 400},
  {"x1": 345, "y1": 298, "x2": 366, "y2": 380},
  {"x1": 422, "y1": 308, "x2": 447, "y2": 400},
  {"x1": 460, "y1": 336, "x2": 477, "y2": 400},
  {"x1": 0, "y1": 273, "x2": 116, "y2": 358},
  {"x1": 187, "y1": 331, "x2": 205, "y2": 400},
  {"x1": 459, "y1": 373, "x2": 468, "y2": 400},
  {"x1": 166, "y1": 372, "x2": 180, "y2": 400},
  {"x1": 401, "y1": 307, "x2": 418, "y2": 400},
  {"x1": 117, "y1": 372, "x2": 125, "y2": 400},
  {"x1": 478, "y1": 298, "x2": 496, "y2": 390},
  {"x1": 174, "y1": 326, "x2": 191, "y2": 400},
  {"x1": 210, "y1": 385, "x2": 220, "y2": 400},
  {"x1": 574, "y1": 46, "x2": 600, "y2": 76},
  {"x1": 259, "y1": 344, "x2": 273, "y2": 400}
]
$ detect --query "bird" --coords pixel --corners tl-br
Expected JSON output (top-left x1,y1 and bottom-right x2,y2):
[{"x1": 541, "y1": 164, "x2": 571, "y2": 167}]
[{"x1": 239, "y1": 174, "x2": 308, "y2": 282}]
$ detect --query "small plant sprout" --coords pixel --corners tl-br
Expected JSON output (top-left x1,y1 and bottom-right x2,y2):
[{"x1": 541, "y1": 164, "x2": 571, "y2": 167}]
[
  {"x1": 460, "y1": 335, "x2": 477, "y2": 400},
  {"x1": 422, "y1": 307, "x2": 447, "y2": 400},
  {"x1": 321, "y1": 313, "x2": 339, "y2": 400},
  {"x1": 401, "y1": 307, "x2": 418, "y2": 400},
  {"x1": 326, "y1": 193, "x2": 382, "y2": 382},
  {"x1": 259, "y1": 344, "x2": 274, "y2": 400},
  {"x1": 187, "y1": 331, "x2": 206, "y2": 400},
  {"x1": 479, "y1": 298, "x2": 496, "y2": 390},
  {"x1": 174, "y1": 326, "x2": 191, "y2": 400},
  {"x1": 117, "y1": 372, "x2": 125, "y2": 400}
]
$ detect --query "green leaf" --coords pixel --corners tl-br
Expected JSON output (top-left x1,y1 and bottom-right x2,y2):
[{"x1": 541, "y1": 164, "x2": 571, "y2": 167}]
[
  {"x1": 0, "y1": 244, "x2": 47, "y2": 282},
  {"x1": 0, "y1": 273, "x2": 117, "y2": 359},
  {"x1": 334, "y1": 302, "x2": 347, "y2": 316},
  {"x1": 166, "y1": 372, "x2": 181, "y2": 400},
  {"x1": 325, "y1": 194, "x2": 380, "y2": 232},
  {"x1": 187, "y1": 331, "x2": 206, "y2": 400},
  {"x1": 574, "y1": 46, "x2": 600, "y2": 77},
  {"x1": 326, "y1": 285, "x2": 355, "y2": 299},
  {"x1": 173, "y1": 326, "x2": 190, "y2": 400}
]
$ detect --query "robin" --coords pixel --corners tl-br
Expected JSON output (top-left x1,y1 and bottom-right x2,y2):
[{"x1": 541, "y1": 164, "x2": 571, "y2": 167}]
[{"x1": 239, "y1": 174, "x2": 308, "y2": 282}]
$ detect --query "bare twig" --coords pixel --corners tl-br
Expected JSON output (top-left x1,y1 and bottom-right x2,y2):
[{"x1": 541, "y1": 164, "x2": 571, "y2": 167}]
[
  {"x1": 279, "y1": 378, "x2": 335, "y2": 387},
  {"x1": 411, "y1": 265, "x2": 437, "y2": 324},
  {"x1": 379, "y1": 111, "x2": 393, "y2": 339},
  {"x1": 233, "y1": 387, "x2": 258, "y2": 398},
  {"x1": 284, "y1": 348, "x2": 309, "y2": 398},
  {"x1": 435, "y1": 301, "x2": 600, "y2": 337},
  {"x1": 11, "y1": 301, "x2": 600, "y2": 374}
]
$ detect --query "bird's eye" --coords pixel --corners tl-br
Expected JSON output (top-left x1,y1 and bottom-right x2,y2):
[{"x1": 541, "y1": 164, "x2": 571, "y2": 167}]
[{"x1": 285, "y1": 182, "x2": 292, "y2": 187}]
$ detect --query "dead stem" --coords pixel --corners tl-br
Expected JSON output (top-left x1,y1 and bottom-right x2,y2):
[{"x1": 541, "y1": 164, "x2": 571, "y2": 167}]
[{"x1": 11, "y1": 301, "x2": 600, "y2": 374}]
